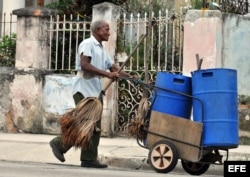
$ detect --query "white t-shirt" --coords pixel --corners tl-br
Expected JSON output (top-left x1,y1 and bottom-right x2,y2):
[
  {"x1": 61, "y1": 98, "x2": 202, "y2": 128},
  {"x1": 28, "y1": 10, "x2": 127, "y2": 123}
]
[{"x1": 72, "y1": 36, "x2": 114, "y2": 97}]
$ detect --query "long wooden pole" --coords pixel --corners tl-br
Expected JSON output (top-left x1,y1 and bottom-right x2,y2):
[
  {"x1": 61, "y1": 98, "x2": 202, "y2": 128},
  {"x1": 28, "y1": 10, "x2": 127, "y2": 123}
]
[{"x1": 102, "y1": 34, "x2": 147, "y2": 94}]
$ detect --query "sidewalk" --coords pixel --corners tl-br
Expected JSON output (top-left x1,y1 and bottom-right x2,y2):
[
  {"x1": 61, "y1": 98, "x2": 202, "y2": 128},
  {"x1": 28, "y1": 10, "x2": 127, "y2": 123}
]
[
  {"x1": 0, "y1": 133, "x2": 249, "y2": 171},
  {"x1": 0, "y1": 133, "x2": 149, "y2": 169}
]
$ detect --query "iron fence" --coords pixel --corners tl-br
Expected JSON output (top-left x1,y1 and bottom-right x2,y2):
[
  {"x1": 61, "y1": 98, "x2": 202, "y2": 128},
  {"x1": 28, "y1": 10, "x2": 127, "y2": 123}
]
[
  {"x1": 0, "y1": 13, "x2": 16, "y2": 67},
  {"x1": 47, "y1": 14, "x2": 91, "y2": 71}
]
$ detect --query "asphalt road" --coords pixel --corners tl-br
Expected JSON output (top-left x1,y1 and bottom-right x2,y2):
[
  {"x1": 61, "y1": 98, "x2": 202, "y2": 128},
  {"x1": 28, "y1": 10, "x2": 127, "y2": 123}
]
[{"x1": 0, "y1": 160, "x2": 223, "y2": 177}]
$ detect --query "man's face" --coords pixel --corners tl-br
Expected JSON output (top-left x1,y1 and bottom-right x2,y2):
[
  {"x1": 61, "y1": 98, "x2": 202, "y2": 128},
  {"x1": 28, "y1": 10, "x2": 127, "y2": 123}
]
[{"x1": 97, "y1": 23, "x2": 110, "y2": 41}]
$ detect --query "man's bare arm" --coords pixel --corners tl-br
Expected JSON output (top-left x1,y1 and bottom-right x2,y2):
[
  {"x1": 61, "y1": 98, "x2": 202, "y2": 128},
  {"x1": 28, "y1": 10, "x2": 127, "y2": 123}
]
[{"x1": 80, "y1": 53, "x2": 118, "y2": 79}]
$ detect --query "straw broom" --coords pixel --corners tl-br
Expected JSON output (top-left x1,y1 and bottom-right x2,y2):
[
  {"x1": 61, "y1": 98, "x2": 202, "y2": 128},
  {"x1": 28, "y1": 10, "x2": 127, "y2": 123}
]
[
  {"x1": 60, "y1": 34, "x2": 147, "y2": 149},
  {"x1": 60, "y1": 97, "x2": 103, "y2": 148}
]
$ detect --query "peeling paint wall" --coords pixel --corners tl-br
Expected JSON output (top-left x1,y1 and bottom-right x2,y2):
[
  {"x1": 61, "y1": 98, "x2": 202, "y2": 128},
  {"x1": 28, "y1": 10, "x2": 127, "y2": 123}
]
[
  {"x1": 222, "y1": 13, "x2": 250, "y2": 96},
  {"x1": 0, "y1": 67, "x2": 15, "y2": 132},
  {"x1": 42, "y1": 75, "x2": 75, "y2": 134},
  {"x1": 183, "y1": 10, "x2": 222, "y2": 75},
  {"x1": 183, "y1": 10, "x2": 250, "y2": 96},
  {"x1": 10, "y1": 69, "x2": 47, "y2": 133}
]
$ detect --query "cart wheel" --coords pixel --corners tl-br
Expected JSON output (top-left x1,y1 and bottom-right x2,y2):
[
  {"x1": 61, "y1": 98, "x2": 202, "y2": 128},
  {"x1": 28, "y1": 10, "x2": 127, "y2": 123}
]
[
  {"x1": 148, "y1": 140, "x2": 178, "y2": 173},
  {"x1": 181, "y1": 160, "x2": 210, "y2": 175}
]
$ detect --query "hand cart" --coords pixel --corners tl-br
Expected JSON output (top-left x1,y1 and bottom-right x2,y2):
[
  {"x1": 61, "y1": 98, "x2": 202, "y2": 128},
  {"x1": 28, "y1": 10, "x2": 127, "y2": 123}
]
[{"x1": 127, "y1": 77, "x2": 238, "y2": 175}]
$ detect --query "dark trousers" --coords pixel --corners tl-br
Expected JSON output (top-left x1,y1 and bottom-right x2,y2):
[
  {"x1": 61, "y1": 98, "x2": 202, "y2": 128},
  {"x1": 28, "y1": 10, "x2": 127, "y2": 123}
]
[{"x1": 51, "y1": 92, "x2": 101, "y2": 161}]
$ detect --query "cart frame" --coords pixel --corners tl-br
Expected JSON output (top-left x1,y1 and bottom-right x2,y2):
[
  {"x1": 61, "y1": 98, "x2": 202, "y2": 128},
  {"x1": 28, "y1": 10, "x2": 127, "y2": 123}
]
[{"x1": 128, "y1": 78, "x2": 236, "y2": 175}]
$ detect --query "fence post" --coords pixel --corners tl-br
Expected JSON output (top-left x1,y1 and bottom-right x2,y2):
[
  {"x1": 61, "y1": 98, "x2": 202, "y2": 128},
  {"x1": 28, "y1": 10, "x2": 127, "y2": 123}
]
[
  {"x1": 92, "y1": 3, "x2": 120, "y2": 136},
  {"x1": 8, "y1": 7, "x2": 56, "y2": 133},
  {"x1": 13, "y1": 7, "x2": 55, "y2": 69}
]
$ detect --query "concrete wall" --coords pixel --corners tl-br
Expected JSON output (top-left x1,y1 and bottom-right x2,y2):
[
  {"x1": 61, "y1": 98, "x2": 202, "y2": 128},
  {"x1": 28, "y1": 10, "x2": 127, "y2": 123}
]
[
  {"x1": 183, "y1": 10, "x2": 250, "y2": 96},
  {"x1": 43, "y1": 75, "x2": 75, "y2": 134},
  {"x1": 222, "y1": 13, "x2": 250, "y2": 96},
  {"x1": 0, "y1": 67, "x2": 14, "y2": 132},
  {"x1": 10, "y1": 69, "x2": 46, "y2": 133},
  {"x1": 183, "y1": 10, "x2": 222, "y2": 75}
]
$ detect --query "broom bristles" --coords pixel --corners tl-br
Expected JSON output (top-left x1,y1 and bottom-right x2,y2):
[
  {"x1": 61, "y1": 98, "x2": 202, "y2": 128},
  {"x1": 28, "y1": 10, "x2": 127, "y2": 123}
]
[
  {"x1": 127, "y1": 97, "x2": 149, "y2": 141},
  {"x1": 136, "y1": 97, "x2": 149, "y2": 120},
  {"x1": 60, "y1": 97, "x2": 103, "y2": 149}
]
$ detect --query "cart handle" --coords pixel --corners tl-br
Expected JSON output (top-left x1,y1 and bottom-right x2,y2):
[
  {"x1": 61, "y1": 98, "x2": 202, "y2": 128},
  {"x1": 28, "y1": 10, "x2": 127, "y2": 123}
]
[{"x1": 117, "y1": 76, "x2": 205, "y2": 123}]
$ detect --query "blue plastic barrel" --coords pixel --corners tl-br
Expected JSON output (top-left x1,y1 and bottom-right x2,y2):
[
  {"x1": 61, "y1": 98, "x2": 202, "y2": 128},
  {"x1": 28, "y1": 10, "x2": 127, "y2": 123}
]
[
  {"x1": 192, "y1": 68, "x2": 238, "y2": 148},
  {"x1": 151, "y1": 72, "x2": 192, "y2": 119}
]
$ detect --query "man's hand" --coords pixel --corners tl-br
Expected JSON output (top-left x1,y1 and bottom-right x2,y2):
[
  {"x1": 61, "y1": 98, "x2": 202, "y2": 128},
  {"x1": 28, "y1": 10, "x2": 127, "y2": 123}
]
[{"x1": 107, "y1": 72, "x2": 120, "y2": 80}]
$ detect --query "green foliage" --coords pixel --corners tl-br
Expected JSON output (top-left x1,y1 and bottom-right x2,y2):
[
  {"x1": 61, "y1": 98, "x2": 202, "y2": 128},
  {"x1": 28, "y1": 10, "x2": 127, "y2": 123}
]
[
  {"x1": 46, "y1": 0, "x2": 128, "y2": 19},
  {"x1": 124, "y1": 0, "x2": 164, "y2": 14},
  {"x1": 238, "y1": 95, "x2": 250, "y2": 105},
  {"x1": 191, "y1": 0, "x2": 203, "y2": 9},
  {"x1": 0, "y1": 33, "x2": 16, "y2": 67}
]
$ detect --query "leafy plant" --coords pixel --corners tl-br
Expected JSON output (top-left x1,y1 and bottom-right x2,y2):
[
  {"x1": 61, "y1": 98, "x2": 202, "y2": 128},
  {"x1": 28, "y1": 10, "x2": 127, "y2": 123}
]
[
  {"x1": 0, "y1": 33, "x2": 16, "y2": 67},
  {"x1": 190, "y1": 0, "x2": 203, "y2": 9},
  {"x1": 46, "y1": 0, "x2": 128, "y2": 19},
  {"x1": 238, "y1": 95, "x2": 250, "y2": 105}
]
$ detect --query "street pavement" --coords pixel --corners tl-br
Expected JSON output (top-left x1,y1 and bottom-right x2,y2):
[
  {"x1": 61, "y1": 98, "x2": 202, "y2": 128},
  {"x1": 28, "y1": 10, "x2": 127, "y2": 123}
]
[{"x1": 0, "y1": 133, "x2": 249, "y2": 172}]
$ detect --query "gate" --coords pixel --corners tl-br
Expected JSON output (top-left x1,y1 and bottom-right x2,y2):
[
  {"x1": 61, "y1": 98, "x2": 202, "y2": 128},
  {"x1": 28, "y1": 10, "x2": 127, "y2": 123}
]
[{"x1": 115, "y1": 10, "x2": 185, "y2": 134}]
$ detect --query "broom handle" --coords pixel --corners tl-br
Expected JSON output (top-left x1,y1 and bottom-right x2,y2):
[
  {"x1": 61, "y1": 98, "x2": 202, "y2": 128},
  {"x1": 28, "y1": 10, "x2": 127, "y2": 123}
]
[{"x1": 101, "y1": 33, "x2": 147, "y2": 94}]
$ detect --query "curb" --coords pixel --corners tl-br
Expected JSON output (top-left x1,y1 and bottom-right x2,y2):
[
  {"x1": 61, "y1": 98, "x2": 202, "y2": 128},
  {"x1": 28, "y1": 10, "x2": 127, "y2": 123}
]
[{"x1": 99, "y1": 156, "x2": 224, "y2": 175}]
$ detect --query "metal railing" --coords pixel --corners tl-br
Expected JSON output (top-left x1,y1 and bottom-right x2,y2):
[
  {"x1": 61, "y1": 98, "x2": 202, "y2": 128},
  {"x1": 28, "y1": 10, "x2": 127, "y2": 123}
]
[
  {"x1": 0, "y1": 13, "x2": 16, "y2": 38},
  {"x1": 47, "y1": 14, "x2": 91, "y2": 71},
  {"x1": 47, "y1": 9, "x2": 185, "y2": 74},
  {"x1": 117, "y1": 9, "x2": 185, "y2": 73},
  {"x1": 0, "y1": 13, "x2": 17, "y2": 67}
]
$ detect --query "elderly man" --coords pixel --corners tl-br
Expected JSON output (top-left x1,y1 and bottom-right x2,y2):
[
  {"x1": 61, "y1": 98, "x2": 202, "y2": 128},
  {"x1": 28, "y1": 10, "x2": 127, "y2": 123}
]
[{"x1": 50, "y1": 20, "x2": 132, "y2": 168}]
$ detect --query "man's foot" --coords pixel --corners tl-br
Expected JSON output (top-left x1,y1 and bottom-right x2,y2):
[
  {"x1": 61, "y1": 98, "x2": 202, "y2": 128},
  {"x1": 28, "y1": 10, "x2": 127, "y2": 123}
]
[
  {"x1": 81, "y1": 160, "x2": 108, "y2": 168},
  {"x1": 49, "y1": 140, "x2": 65, "y2": 162}
]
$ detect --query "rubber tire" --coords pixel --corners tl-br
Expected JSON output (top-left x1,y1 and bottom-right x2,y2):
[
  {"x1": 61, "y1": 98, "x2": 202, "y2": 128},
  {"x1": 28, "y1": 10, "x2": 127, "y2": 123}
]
[
  {"x1": 181, "y1": 160, "x2": 210, "y2": 175},
  {"x1": 148, "y1": 140, "x2": 178, "y2": 173}
]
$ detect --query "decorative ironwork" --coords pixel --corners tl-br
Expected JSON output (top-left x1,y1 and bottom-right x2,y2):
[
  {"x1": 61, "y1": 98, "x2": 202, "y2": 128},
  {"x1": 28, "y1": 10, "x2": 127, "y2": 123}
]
[
  {"x1": 115, "y1": 71, "x2": 155, "y2": 132},
  {"x1": 116, "y1": 10, "x2": 185, "y2": 73}
]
